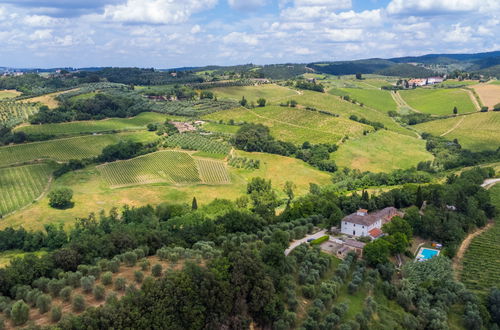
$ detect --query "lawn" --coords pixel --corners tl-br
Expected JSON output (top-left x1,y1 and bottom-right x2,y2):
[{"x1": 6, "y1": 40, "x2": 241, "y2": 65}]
[
  {"x1": 336, "y1": 88, "x2": 397, "y2": 112},
  {"x1": 415, "y1": 112, "x2": 500, "y2": 151},
  {"x1": 208, "y1": 84, "x2": 298, "y2": 103},
  {"x1": 332, "y1": 130, "x2": 434, "y2": 172},
  {"x1": 399, "y1": 88, "x2": 477, "y2": 115},
  {"x1": 204, "y1": 105, "x2": 370, "y2": 144},
  {"x1": 15, "y1": 112, "x2": 168, "y2": 136},
  {"x1": 1, "y1": 151, "x2": 331, "y2": 230}
]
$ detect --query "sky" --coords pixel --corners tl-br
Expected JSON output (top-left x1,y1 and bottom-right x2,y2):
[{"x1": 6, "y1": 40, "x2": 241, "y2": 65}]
[{"x1": 0, "y1": 0, "x2": 498, "y2": 68}]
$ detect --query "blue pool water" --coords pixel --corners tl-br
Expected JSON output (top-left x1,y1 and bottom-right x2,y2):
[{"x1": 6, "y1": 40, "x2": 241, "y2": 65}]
[{"x1": 417, "y1": 248, "x2": 439, "y2": 261}]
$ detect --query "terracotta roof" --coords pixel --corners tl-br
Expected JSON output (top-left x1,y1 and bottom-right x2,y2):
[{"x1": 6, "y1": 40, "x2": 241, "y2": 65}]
[{"x1": 369, "y1": 228, "x2": 383, "y2": 238}]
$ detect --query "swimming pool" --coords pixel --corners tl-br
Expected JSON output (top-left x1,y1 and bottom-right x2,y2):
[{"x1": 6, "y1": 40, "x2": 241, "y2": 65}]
[{"x1": 416, "y1": 247, "x2": 440, "y2": 261}]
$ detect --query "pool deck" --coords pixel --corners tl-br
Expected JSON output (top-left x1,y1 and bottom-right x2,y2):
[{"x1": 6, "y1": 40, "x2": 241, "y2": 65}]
[{"x1": 415, "y1": 247, "x2": 440, "y2": 262}]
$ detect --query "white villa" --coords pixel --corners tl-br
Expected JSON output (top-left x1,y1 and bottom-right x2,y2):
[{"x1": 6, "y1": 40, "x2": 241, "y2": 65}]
[{"x1": 340, "y1": 207, "x2": 402, "y2": 239}]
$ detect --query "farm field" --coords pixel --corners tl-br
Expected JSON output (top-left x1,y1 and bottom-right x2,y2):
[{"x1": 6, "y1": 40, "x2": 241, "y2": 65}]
[
  {"x1": 471, "y1": 83, "x2": 500, "y2": 109},
  {"x1": 399, "y1": 88, "x2": 477, "y2": 115},
  {"x1": 415, "y1": 112, "x2": 500, "y2": 151},
  {"x1": 460, "y1": 184, "x2": 500, "y2": 295},
  {"x1": 202, "y1": 122, "x2": 240, "y2": 134},
  {"x1": 0, "y1": 101, "x2": 39, "y2": 127},
  {"x1": 97, "y1": 150, "x2": 229, "y2": 187},
  {"x1": 204, "y1": 105, "x2": 370, "y2": 144},
  {"x1": 208, "y1": 84, "x2": 298, "y2": 102},
  {"x1": 331, "y1": 130, "x2": 433, "y2": 172},
  {"x1": 0, "y1": 163, "x2": 54, "y2": 216},
  {"x1": 333, "y1": 88, "x2": 397, "y2": 112},
  {"x1": 0, "y1": 132, "x2": 158, "y2": 166},
  {"x1": 2, "y1": 151, "x2": 330, "y2": 230},
  {"x1": 163, "y1": 133, "x2": 231, "y2": 156},
  {"x1": 15, "y1": 112, "x2": 168, "y2": 136},
  {"x1": 18, "y1": 88, "x2": 79, "y2": 109},
  {"x1": 437, "y1": 80, "x2": 477, "y2": 87},
  {"x1": 0, "y1": 89, "x2": 21, "y2": 99}
]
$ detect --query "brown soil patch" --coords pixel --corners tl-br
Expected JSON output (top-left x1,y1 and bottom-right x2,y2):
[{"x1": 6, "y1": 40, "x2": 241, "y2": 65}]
[{"x1": 471, "y1": 84, "x2": 500, "y2": 109}]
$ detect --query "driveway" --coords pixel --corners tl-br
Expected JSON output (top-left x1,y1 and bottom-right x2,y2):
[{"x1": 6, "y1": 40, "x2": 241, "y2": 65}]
[
  {"x1": 481, "y1": 178, "x2": 500, "y2": 188},
  {"x1": 284, "y1": 229, "x2": 327, "y2": 256}
]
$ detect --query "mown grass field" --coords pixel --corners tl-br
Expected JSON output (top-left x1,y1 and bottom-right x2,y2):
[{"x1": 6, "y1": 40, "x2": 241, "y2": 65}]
[
  {"x1": 332, "y1": 130, "x2": 433, "y2": 172},
  {"x1": 332, "y1": 88, "x2": 397, "y2": 112},
  {"x1": 208, "y1": 84, "x2": 298, "y2": 102},
  {"x1": 97, "y1": 150, "x2": 230, "y2": 187},
  {"x1": 2, "y1": 151, "x2": 330, "y2": 230},
  {"x1": 0, "y1": 163, "x2": 54, "y2": 216},
  {"x1": 0, "y1": 89, "x2": 21, "y2": 99},
  {"x1": 415, "y1": 112, "x2": 500, "y2": 151},
  {"x1": 399, "y1": 88, "x2": 477, "y2": 115},
  {"x1": 0, "y1": 132, "x2": 158, "y2": 166},
  {"x1": 15, "y1": 112, "x2": 168, "y2": 136},
  {"x1": 204, "y1": 105, "x2": 370, "y2": 144},
  {"x1": 460, "y1": 184, "x2": 500, "y2": 296}
]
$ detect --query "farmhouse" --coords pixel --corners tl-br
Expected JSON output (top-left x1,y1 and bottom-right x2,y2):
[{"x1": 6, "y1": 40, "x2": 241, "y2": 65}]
[
  {"x1": 340, "y1": 207, "x2": 402, "y2": 239},
  {"x1": 408, "y1": 79, "x2": 426, "y2": 87},
  {"x1": 171, "y1": 121, "x2": 197, "y2": 133},
  {"x1": 427, "y1": 76, "x2": 444, "y2": 84}
]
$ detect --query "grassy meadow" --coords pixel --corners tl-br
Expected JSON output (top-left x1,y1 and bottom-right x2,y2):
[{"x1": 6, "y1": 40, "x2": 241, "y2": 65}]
[
  {"x1": 209, "y1": 84, "x2": 298, "y2": 102},
  {"x1": 415, "y1": 112, "x2": 500, "y2": 151},
  {"x1": 333, "y1": 88, "x2": 397, "y2": 112},
  {"x1": 332, "y1": 130, "x2": 433, "y2": 172},
  {"x1": 399, "y1": 88, "x2": 477, "y2": 115}
]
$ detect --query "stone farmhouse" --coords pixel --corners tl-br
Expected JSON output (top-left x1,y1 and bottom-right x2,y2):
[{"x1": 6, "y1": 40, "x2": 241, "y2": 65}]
[{"x1": 340, "y1": 207, "x2": 403, "y2": 239}]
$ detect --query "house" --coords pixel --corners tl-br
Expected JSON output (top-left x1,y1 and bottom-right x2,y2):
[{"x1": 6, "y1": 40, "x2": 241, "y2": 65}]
[
  {"x1": 427, "y1": 77, "x2": 444, "y2": 84},
  {"x1": 340, "y1": 207, "x2": 402, "y2": 239},
  {"x1": 408, "y1": 79, "x2": 426, "y2": 87},
  {"x1": 171, "y1": 122, "x2": 197, "y2": 133}
]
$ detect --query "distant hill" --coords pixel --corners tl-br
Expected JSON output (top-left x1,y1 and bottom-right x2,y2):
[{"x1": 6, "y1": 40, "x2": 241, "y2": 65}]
[
  {"x1": 375, "y1": 64, "x2": 437, "y2": 78},
  {"x1": 308, "y1": 59, "x2": 394, "y2": 75},
  {"x1": 390, "y1": 51, "x2": 500, "y2": 64}
]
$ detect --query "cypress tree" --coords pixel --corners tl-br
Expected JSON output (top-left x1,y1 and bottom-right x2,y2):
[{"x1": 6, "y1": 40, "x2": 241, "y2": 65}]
[{"x1": 192, "y1": 197, "x2": 198, "y2": 210}]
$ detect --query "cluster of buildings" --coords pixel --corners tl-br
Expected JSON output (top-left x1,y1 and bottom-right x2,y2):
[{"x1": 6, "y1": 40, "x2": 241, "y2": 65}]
[{"x1": 407, "y1": 76, "x2": 444, "y2": 87}]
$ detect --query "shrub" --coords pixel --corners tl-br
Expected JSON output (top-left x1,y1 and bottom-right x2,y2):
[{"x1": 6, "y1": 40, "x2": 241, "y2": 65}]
[
  {"x1": 114, "y1": 278, "x2": 126, "y2": 291},
  {"x1": 93, "y1": 285, "x2": 106, "y2": 301},
  {"x1": 106, "y1": 292, "x2": 118, "y2": 305},
  {"x1": 108, "y1": 260, "x2": 120, "y2": 273},
  {"x1": 302, "y1": 285, "x2": 316, "y2": 299},
  {"x1": 33, "y1": 277, "x2": 50, "y2": 293},
  {"x1": 80, "y1": 276, "x2": 95, "y2": 293},
  {"x1": 48, "y1": 279, "x2": 65, "y2": 297},
  {"x1": 72, "y1": 295, "x2": 85, "y2": 312},
  {"x1": 77, "y1": 265, "x2": 90, "y2": 276},
  {"x1": 140, "y1": 259, "x2": 150, "y2": 271},
  {"x1": 310, "y1": 235, "x2": 329, "y2": 245},
  {"x1": 26, "y1": 289, "x2": 42, "y2": 307},
  {"x1": 48, "y1": 187, "x2": 73, "y2": 209},
  {"x1": 0, "y1": 317, "x2": 4, "y2": 330},
  {"x1": 152, "y1": 264, "x2": 163, "y2": 277},
  {"x1": 123, "y1": 252, "x2": 138, "y2": 267},
  {"x1": 60, "y1": 286, "x2": 72, "y2": 302},
  {"x1": 36, "y1": 294, "x2": 52, "y2": 314},
  {"x1": 11, "y1": 300, "x2": 29, "y2": 326},
  {"x1": 101, "y1": 271, "x2": 113, "y2": 286},
  {"x1": 66, "y1": 272, "x2": 82, "y2": 288},
  {"x1": 88, "y1": 266, "x2": 101, "y2": 280},
  {"x1": 51, "y1": 305, "x2": 62, "y2": 322},
  {"x1": 134, "y1": 271, "x2": 144, "y2": 284}
]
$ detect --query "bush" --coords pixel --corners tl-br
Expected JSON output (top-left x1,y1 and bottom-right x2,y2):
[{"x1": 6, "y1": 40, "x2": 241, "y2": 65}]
[
  {"x1": 310, "y1": 235, "x2": 329, "y2": 245},
  {"x1": 60, "y1": 286, "x2": 72, "y2": 302},
  {"x1": 114, "y1": 278, "x2": 126, "y2": 291},
  {"x1": 51, "y1": 305, "x2": 62, "y2": 322},
  {"x1": 26, "y1": 289, "x2": 42, "y2": 307},
  {"x1": 48, "y1": 279, "x2": 65, "y2": 297},
  {"x1": 93, "y1": 285, "x2": 105, "y2": 301},
  {"x1": 302, "y1": 285, "x2": 316, "y2": 299},
  {"x1": 48, "y1": 188, "x2": 74, "y2": 209},
  {"x1": 123, "y1": 251, "x2": 138, "y2": 267},
  {"x1": 101, "y1": 271, "x2": 113, "y2": 286},
  {"x1": 88, "y1": 266, "x2": 101, "y2": 280},
  {"x1": 72, "y1": 295, "x2": 85, "y2": 312},
  {"x1": 0, "y1": 317, "x2": 4, "y2": 330},
  {"x1": 11, "y1": 300, "x2": 29, "y2": 326},
  {"x1": 80, "y1": 276, "x2": 95, "y2": 293},
  {"x1": 33, "y1": 277, "x2": 50, "y2": 292},
  {"x1": 134, "y1": 271, "x2": 144, "y2": 284},
  {"x1": 152, "y1": 264, "x2": 163, "y2": 277},
  {"x1": 108, "y1": 260, "x2": 120, "y2": 273},
  {"x1": 66, "y1": 271, "x2": 82, "y2": 288},
  {"x1": 36, "y1": 294, "x2": 52, "y2": 314},
  {"x1": 140, "y1": 259, "x2": 150, "y2": 271}
]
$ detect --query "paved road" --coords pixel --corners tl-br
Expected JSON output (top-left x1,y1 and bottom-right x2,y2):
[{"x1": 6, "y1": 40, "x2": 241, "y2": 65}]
[
  {"x1": 284, "y1": 229, "x2": 327, "y2": 256},
  {"x1": 481, "y1": 178, "x2": 500, "y2": 188}
]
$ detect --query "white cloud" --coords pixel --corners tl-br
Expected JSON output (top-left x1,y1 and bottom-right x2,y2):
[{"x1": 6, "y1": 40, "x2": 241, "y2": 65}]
[
  {"x1": 191, "y1": 25, "x2": 202, "y2": 34},
  {"x1": 387, "y1": 0, "x2": 500, "y2": 16},
  {"x1": 30, "y1": 29, "x2": 53, "y2": 40},
  {"x1": 294, "y1": 0, "x2": 351, "y2": 9},
  {"x1": 443, "y1": 24, "x2": 473, "y2": 43},
  {"x1": 23, "y1": 15, "x2": 61, "y2": 27},
  {"x1": 324, "y1": 28, "x2": 363, "y2": 42},
  {"x1": 103, "y1": 0, "x2": 218, "y2": 24},
  {"x1": 228, "y1": 0, "x2": 266, "y2": 11},
  {"x1": 223, "y1": 31, "x2": 259, "y2": 46}
]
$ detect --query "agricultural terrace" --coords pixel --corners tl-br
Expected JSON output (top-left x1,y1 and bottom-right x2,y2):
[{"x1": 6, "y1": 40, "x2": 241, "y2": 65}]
[
  {"x1": 0, "y1": 163, "x2": 54, "y2": 216},
  {"x1": 0, "y1": 89, "x2": 21, "y2": 99},
  {"x1": 18, "y1": 88, "x2": 79, "y2": 109},
  {"x1": 291, "y1": 90, "x2": 415, "y2": 137},
  {"x1": 0, "y1": 132, "x2": 157, "y2": 167},
  {"x1": 0, "y1": 101, "x2": 39, "y2": 127},
  {"x1": 331, "y1": 88, "x2": 397, "y2": 112},
  {"x1": 15, "y1": 112, "x2": 168, "y2": 136},
  {"x1": 202, "y1": 122, "x2": 240, "y2": 135},
  {"x1": 164, "y1": 133, "x2": 231, "y2": 156},
  {"x1": 399, "y1": 88, "x2": 477, "y2": 115},
  {"x1": 471, "y1": 83, "x2": 500, "y2": 109},
  {"x1": 331, "y1": 130, "x2": 433, "y2": 173},
  {"x1": 207, "y1": 84, "x2": 298, "y2": 102},
  {"x1": 415, "y1": 112, "x2": 500, "y2": 151},
  {"x1": 204, "y1": 105, "x2": 369, "y2": 145},
  {"x1": 460, "y1": 184, "x2": 500, "y2": 295},
  {"x1": 97, "y1": 150, "x2": 230, "y2": 188},
  {"x1": 2, "y1": 151, "x2": 329, "y2": 230}
]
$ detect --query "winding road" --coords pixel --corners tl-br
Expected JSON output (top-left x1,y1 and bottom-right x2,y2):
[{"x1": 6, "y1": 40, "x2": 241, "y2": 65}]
[{"x1": 284, "y1": 229, "x2": 327, "y2": 256}]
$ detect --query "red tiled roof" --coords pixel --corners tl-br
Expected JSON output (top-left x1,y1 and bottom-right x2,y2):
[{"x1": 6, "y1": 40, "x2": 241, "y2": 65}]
[{"x1": 369, "y1": 228, "x2": 383, "y2": 238}]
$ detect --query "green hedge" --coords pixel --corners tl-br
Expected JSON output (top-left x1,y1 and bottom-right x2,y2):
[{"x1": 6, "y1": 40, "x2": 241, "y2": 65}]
[{"x1": 311, "y1": 235, "x2": 329, "y2": 245}]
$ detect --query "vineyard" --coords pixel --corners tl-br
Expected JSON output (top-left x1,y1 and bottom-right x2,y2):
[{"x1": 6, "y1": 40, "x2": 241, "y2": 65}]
[
  {"x1": 57, "y1": 82, "x2": 129, "y2": 101},
  {"x1": 0, "y1": 163, "x2": 53, "y2": 216},
  {"x1": 0, "y1": 101, "x2": 39, "y2": 127},
  {"x1": 164, "y1": 133, "x2": 231, "y2": 155},
  {"x1": 152, "y1": 99, "x2": 239, "y2": 117},
  {"x1": 0, "y1": 133, "x2": 156, "y2": 167},
  {"x1": 460, "y1": 185, "x2": 500, "y2": 295},
  {"x1": 97, "y1": 150, "x2": 230, "y2": 187}
]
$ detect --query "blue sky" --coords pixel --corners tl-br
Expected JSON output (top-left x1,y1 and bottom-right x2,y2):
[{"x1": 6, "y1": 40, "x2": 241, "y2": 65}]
[{"x1": 0, "y1": 0, "x2": 498, "y2": 68}]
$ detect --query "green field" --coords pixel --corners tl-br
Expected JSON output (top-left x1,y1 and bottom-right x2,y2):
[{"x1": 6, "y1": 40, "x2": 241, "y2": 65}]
[
  {"x1": 415, "y1": 112, "x2": 500, "y2": 151},
  {"x1": 202, "y1": 122, "x2": 240, "y2": 134},
  {"x1": 208, "y1": 84, "x2": 298, "y2": 102},
  {"x1": 15, "y1": 112, "x2": 168, "y2": 136},
  {"x1": 490, "y1": 80, "x2": 500, "y2": 85},
  {"x1": 0, "y1": 90, "x2": 21, "y2": 99},
  {"x1": 204, "y1": 105, "x2": 370, "y2": 144},
  {"x1": 437, "y1": 80, "x2": 477, "y2": 87},
  {"x1": 399, "y1": 88, "x2": 477, "y2": 115},
  {"x1": 164, "y1": 133, "x2": 231, "y2": 156},
  {"x1": 0, "y1": 163, "x2": 53, "y2": 216},
  {"x1": 460, "y1": 184, "x2": 500, "y2": 295},
  {"x1": 0, "y1": 101, "x2": 39, "y2": 127},
  {"x1": 332, "y1": 130, "x2": 434, "y2": 172},
  {"x1": 334, "y1": 88, "x2": 397, "y2": 112},
  {"x1": 98, "y1": 150, "x2": 230, "y2": 187},
  {"x1": 0, "y1": 132, "x2": 157, "y2": 166}
]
